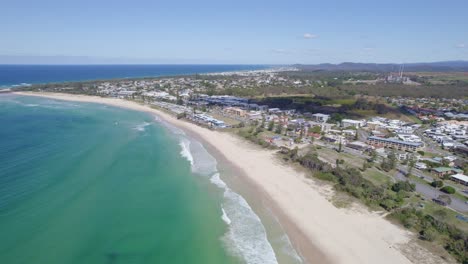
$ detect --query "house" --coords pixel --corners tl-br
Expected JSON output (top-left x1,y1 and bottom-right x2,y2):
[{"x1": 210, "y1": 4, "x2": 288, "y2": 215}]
[
  {"x1": 432, "y1": 167, "x2": 463, "y2": 178},
  {"x1": 450, "y1": 174, "x2": 468, "y2": 186},
  {"x1": 311, "y1": 113, "x2": 330, "y2": 123},
  {"x1": 341, "y1": 119, "x2": 365, "y2": 128},
  {"x1": 415, "y1": 162, "x2": 428, "y2": 170}
]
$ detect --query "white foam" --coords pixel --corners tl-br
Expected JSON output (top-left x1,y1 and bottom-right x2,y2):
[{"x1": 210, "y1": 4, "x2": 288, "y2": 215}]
[
  {"x1": 210, "y1": 173, "x2": 278, "y2": 264},
  {"x1": 210, "y1": 173, "x2": 227, "y2": 189},
  {"x1": 133, "y1": 122, "x2": 151, "y2": 132},
  {"x1": 179, "y1": 139, "x2": 194, "y2": 167},
  {"x1": 221, "y1": 207, "x2": 231, "y2": 225},
  {"x1": 155, "y1": 116, "x2": 279, "y2": 264},
  {"x1": 279, "y1": 234, "x2": 303, "y2": 262}
]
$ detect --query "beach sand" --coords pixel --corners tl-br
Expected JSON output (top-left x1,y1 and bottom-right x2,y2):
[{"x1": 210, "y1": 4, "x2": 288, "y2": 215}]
[{"x1": 13, "y1": 92, "x2": 443, "y2": 264}]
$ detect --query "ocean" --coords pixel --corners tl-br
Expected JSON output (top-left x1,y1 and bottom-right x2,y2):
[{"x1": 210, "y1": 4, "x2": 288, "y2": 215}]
[
  {"x1": 0, "y1": 94, "x2": 302, "y2": 264},
  {"x1": 0, "y1": 64, "x2": 267, "y2": 88}
]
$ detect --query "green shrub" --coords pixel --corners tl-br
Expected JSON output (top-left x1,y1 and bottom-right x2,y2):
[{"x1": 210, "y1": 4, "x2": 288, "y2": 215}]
[
  {"x1": 420, "y1": 228, "x2": 437, "y2": 241},
  {"x1": 315, "y1": 172, "x2": 336, "y2": 182},
  {"x1": 391, "y1": 181, "x2": 415, "y2": 193},
  {"x1": 430, "y1": 180, "x2": 444, "y2": 188},
  {"x1": 440, "y1": 186, "x2": 455, "y2": 194}
]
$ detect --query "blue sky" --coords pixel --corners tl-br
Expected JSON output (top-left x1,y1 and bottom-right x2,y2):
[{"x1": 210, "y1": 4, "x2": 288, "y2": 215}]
[{"x1": 1, "y1": 0, "x2": 467, "y2": 64}]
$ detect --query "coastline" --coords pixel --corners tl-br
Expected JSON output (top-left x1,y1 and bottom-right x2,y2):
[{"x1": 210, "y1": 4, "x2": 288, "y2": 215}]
[{"x1": 12, "y1": 92, "x2": 430, "y2": 264}]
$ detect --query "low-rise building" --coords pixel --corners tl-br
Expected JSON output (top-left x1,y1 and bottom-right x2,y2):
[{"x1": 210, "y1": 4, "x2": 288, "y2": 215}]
[
  {"x1": 311, "y1": 113, "x2": 330, "y2": 123},
  {"x1": 415, "y1": 162, "x2": 428, "y2": 170},
  {"x1": 224, "y1": 107, "x2": 247, "y2": 117},
  {"x1": 432, "y1": 167, "x2": 463, "y2": 178},
  {"x1": 450, "y1": 174, "x2": 468, "y2": 186},
  {"x1": 341, "y1": 119, "x2": 365, "y2": 128},
  {"x1": 367, "y1": 136, "x2": 423, "y2": 152}
]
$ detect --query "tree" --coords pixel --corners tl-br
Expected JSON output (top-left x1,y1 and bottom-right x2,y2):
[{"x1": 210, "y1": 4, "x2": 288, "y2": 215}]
[
  {"x1": 310, "y1": 126, "x2": 321, "y2": 134},
  {"x1": 369, "y1": 149, "x2": 378, "y2": 163},
  {"x1": 388, "y1": 152, "x2": 397, "y2": 170},
  {"x1": 420, "y1": 228, "x2": 437, "y2": 242},
  {"x1": 275, "y1": 125, "x2": 283, "y2": 134},
  {"x1": 176, "y1": 112, "x2": 186, "y2": 119},
  {"x1": 391, "y1": 181, "x2": 415, "y2": 192},
  {"x1": 267, "y1": 121, "x2": 275, "y2": 131},
  {"x1": 362, "y1": 161, "x2": 371, "y2": 171},
  {"x1": 338, "y1": 139, "x2": 343, "y2": 152},
  {"x1": 440, "y1": 186, "x2": 455, "y2": 194},
  {"x1": 430, "y1": 180, "x2": 444, "y2": 188},
  {"x1": 407, "y1": 157, "x2": 416, "y2": 177}
]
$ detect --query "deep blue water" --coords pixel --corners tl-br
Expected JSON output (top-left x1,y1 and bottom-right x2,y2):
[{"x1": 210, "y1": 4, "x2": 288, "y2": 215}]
[{"x1": 0, "y1": 64, "x2": 267, "y2": 88}]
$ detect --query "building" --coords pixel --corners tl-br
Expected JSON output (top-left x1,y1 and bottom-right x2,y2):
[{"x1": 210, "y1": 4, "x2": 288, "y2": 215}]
[
  {"x1": 224, "y1": 107, "x2": 247, "y2": 117},
  {"x1": 246, "y1": 111, "x2": 262, "y2": 121},
  {"x1": 366, "y1": 121, "x2": 382, "y2": 130},
  {"x1": 366, "y1": 136, "x2": 423, "y2": 152},
  {"x1": 311, "y1": 113, "x2": 330, "y2": 123},
  {"x1": 450, "y1": 174, "x2": 468, "y2": 186},
  {"x1": 341, "y1": 119, "x2": 365, "y2": 128},
  {"x1": 432, "y1": 167, "x2": 463, "y2": 178},
  {"x1": 415, "y1": 162, "x2": 428, "y2": 170}
]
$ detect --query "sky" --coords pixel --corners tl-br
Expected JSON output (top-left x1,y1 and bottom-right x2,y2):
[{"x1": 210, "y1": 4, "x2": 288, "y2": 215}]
[{"x1": 1, "y1": 0, "x2": 467, "y2": 64}]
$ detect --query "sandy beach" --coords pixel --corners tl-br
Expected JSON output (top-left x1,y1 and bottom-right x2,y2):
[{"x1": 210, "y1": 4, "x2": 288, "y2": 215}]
[{"x1": 13, "y1": 92, "x2": 441, "y2": 264}]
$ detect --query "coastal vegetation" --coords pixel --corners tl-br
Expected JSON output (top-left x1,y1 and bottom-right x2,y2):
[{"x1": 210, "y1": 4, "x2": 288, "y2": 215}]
[
  {"x1": 280, "y1": 147, "x2": 467, "y2": 263},
  {"x1": 234, "y1": 121, "x2": 467, "y2": 263}
]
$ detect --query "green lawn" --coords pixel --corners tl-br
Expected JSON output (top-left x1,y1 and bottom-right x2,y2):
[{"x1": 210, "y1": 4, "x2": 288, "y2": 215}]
[{"x1": 362, "y1": 168, "x2": 394, "y2": 186}]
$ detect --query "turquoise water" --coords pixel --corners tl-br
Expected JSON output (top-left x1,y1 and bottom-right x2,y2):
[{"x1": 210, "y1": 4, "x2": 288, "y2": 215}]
[
  {"x1": 0, "y1": 95, "x2": 304, "y2": 264},
  {"x1": 0, "y1": 95, "x2": 240, "y2": 264}
]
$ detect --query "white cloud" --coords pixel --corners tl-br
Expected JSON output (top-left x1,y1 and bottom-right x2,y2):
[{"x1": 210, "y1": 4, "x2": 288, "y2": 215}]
[
  {"x1": 303, "y1": 33, "x2": 318, "y2": 39},
  {"x1": 271, "y1": 49, "x2": 289, "y2": 54},
  {"x1": 455, "y1": 43, "x2": 466, "y2": 48}
]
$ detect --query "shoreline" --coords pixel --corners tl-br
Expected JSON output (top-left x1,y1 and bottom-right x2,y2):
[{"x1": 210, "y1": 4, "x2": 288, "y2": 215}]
[{"x1": 12, "y1": 92, "x2": 430, "y2": 264}]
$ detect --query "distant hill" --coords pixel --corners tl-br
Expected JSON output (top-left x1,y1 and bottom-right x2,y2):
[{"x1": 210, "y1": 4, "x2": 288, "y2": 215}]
[{"x1": 294, "y1": 61, "x2": 468, "y2": 72}]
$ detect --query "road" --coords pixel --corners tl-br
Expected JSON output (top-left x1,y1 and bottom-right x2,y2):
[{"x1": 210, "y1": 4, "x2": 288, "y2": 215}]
[
  {"x1": 314, "y1": 140, "x2": 468, "y2": 213},
  {"x1": 395, "y1": 169, "x2": 468, "y2": 213},
  {"x1": 414, "y1": 128, "x2": 450, "y2": 156}
]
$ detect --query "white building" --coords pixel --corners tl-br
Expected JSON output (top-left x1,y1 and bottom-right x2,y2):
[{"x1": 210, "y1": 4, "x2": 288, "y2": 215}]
[
  {"x1": 311, "y1": 113, "x2": 330, "y2": 123},
  {"x1": 451, "y1": 174, "x2": 468, "y2": 186},
  {"x1": 341, "y1": 119, "x2": 365, "y2": 128}
]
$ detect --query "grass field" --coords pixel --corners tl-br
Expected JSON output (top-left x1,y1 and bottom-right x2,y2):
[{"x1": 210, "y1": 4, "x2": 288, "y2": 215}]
[{"x1": 362, "y1": 168, "x2": 394, "y2": 186}]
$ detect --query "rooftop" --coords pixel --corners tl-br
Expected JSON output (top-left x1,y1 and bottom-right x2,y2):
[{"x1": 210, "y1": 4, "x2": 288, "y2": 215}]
[{"x1": 451, "y1": 174, "x2": 468, "y2": 183}]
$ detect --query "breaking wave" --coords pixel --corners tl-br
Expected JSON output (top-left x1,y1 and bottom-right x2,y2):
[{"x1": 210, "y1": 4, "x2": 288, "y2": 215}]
[
  {"x1": 133, "y1": 122, "x2": 151, "y2": 132},
  {"x1": 152, "y1": 115, "x2": 301, "y2": 264}
]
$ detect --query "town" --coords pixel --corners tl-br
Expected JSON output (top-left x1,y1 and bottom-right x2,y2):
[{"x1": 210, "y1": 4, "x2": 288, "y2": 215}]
[
  {"x1": 16, "y1": 67, "x2": 468, "y2": 263},
  {"x1": 24, "y1": 70, "x2": 468, "y2": 200}
]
